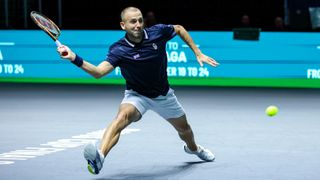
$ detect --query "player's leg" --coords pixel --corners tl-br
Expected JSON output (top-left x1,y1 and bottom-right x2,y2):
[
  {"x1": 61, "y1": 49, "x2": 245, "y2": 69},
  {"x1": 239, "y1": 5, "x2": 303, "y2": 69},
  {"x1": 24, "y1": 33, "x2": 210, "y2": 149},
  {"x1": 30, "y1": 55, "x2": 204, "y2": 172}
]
[
  {"x1": 100, "y1": 103, "x2": 141, "y2": 156},
  {"x1": 149, "y1": 89, "x2": 198, "y2": 152},
  {"x1": 167, "y1": 115, "x2": 215, "y2": 162},
  {"x1": 84, "y1": 103, "x2": 141, "y2": 174},
  {"x1": 151, "y1": 88, "x2": 215, "y2": 161},
  {"x1": 167, "y1": 114, "x2": 198, "y2": 151}
]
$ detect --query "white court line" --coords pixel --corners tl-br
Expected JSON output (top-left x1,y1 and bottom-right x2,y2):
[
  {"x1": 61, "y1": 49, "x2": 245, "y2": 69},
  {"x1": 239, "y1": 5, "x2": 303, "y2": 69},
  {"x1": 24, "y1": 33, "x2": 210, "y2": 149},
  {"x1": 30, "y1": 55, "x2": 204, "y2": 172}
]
[
  {"x1": 0, "y1": 128, "x2": 140, "y2": 165},
  {"x1": 0, "y1": 42, "x2": 15, "y2": 46}
]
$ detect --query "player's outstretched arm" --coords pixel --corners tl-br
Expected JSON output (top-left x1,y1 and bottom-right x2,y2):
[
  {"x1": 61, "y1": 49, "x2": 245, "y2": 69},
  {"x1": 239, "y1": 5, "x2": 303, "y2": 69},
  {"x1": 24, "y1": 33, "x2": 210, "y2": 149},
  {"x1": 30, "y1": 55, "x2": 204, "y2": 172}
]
[
  {"x1": 173, "y1": 25, "x2": 219, "y2": 67},
  {"x1": 57, "y1": 45, "x2": 114, "y2": 79}
]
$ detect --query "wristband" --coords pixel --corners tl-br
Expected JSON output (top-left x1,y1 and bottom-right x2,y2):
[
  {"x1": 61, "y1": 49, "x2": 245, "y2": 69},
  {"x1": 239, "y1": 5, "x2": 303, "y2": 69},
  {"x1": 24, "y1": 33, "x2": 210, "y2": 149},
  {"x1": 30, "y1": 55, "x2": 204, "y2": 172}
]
[{"x1": 71, "y1": 54, "x2": 84, "y2": 67}]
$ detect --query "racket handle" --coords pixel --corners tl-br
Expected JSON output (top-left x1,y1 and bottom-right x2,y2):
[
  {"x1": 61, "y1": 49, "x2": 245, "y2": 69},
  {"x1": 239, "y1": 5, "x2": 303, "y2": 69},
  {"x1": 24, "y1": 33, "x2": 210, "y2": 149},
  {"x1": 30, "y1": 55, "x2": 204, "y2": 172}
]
[
  {"x1": 55, "y1": 40, "x2": 62, "y2": 47},
  {"x1": 62, "y1": 51, "x2": 68, "y2": 56},
  {"x1": 55, "y1": 40, "x2": 68, "y2": 56}
]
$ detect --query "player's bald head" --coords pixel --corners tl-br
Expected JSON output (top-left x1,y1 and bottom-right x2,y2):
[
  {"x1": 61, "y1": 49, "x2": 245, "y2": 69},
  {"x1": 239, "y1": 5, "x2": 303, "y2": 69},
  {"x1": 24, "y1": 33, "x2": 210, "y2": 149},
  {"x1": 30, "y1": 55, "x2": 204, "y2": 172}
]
[{"x1": 120, "y1": 7, "x2": 142, "y2": 22}]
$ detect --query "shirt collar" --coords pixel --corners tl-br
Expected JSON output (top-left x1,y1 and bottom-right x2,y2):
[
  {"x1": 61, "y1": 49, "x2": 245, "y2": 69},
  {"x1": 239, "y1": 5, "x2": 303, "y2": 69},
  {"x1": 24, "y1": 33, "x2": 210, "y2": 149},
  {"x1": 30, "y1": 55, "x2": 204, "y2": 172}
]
[{"x1": 124, "y1": 29, "x2": 148, "y2": 47}]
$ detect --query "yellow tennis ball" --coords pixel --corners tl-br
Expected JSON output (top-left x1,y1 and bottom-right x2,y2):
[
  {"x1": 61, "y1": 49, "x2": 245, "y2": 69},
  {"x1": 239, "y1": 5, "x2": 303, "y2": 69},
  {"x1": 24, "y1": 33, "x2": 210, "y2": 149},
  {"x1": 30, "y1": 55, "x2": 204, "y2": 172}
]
[{"x1": 266, "y1": 105, "x2": 278, "y2": 116}]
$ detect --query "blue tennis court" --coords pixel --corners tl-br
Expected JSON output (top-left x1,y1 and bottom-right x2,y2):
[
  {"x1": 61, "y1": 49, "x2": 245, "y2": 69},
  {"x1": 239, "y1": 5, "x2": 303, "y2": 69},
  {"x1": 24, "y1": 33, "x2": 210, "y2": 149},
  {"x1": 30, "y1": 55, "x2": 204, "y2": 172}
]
[{"x1": 1, "y1": 83, "x2": 319, "y2": 180}]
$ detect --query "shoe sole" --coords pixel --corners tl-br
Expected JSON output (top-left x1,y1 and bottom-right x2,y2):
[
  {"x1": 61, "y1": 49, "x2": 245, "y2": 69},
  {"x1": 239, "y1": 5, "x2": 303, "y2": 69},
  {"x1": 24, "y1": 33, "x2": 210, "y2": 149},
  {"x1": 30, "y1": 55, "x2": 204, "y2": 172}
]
[
  {"x1": 84, "y1": 143, "x2": 97, "y2": 161},
  {"x1": 84, "y1": 143, "x2": 99, "y2": 174},
  {"x1": 87, "y1": 163, "x2": 96, "y2": 174}
]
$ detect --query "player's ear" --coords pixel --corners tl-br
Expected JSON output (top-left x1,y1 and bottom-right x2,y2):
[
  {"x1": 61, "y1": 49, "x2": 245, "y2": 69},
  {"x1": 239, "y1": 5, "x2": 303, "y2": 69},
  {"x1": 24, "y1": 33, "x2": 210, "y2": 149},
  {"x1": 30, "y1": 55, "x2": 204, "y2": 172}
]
[{"x1": 120, "y1": 22, "x2": 125, "y2": 30}]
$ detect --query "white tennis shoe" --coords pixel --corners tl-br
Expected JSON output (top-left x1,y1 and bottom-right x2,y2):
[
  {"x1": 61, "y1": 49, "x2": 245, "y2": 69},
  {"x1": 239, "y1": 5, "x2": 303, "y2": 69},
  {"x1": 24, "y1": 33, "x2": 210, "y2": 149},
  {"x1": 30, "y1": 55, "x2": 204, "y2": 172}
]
[
  {"x1": 83, "y1": 142, "x2": 105, "y2": 175},
  {"x1": 184, "y1": 144, "x2": 215, "y2": 161}
]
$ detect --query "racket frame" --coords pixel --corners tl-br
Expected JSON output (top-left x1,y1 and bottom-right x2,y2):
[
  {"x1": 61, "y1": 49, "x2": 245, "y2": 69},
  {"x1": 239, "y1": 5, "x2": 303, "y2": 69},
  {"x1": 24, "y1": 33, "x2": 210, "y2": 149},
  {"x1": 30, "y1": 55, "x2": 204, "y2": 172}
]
[{"x1": 30, "y1": 11, "x2": 66, "y2": 54}]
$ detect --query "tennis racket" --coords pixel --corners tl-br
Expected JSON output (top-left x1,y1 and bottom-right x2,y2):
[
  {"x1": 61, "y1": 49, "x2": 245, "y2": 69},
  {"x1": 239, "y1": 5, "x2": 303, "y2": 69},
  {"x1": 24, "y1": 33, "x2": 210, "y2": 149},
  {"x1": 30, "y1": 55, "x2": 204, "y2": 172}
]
[{"x1": 30, "y1": 11, "x2": 68, "y2": 56}]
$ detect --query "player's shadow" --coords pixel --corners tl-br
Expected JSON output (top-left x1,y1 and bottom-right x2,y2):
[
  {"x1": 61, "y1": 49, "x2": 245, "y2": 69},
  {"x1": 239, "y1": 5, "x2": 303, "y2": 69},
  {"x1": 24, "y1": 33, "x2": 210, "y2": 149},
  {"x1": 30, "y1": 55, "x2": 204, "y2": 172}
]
[{"x1": 95, "y1": 161, "x2": 208, "y2": 180}]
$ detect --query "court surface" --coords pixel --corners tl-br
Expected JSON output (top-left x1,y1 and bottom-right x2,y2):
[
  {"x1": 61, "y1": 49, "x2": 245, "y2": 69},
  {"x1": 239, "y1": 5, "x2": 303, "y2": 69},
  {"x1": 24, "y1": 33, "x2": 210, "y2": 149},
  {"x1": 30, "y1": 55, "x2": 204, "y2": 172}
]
[{"x1": 1, "y1": 83, "x2": 320, "y2": 180}]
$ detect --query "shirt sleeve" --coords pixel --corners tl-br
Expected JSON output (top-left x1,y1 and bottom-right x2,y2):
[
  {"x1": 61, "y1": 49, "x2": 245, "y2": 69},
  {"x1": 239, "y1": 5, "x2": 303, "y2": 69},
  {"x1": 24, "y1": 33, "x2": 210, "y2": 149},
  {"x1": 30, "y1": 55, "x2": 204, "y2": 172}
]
[
  {"x1": 105, "y1": 46, "x2": 120, "y2": 68},
  {"x1": 157, "y1": 24, "x2": 177, "y2": 41}
]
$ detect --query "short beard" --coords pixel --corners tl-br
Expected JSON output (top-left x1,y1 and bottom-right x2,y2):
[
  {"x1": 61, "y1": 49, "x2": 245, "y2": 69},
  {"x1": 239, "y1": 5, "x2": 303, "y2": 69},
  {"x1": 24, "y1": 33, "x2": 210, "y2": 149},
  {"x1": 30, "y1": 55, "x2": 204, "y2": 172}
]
[{"x1": 128, "y1": 31, "x2": 143, "y2": 43}]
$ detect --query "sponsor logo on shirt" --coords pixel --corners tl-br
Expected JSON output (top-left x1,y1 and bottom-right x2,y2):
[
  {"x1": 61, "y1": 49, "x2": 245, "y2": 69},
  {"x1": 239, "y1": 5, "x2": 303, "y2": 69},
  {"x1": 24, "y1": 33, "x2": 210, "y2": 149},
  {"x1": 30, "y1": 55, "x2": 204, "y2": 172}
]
[
  {"x1": 133, "y1": 54, "x2": 140, "y2": 59},
  {"x1": 152, "y1": 43, "x2": 158, "y2": 50}
]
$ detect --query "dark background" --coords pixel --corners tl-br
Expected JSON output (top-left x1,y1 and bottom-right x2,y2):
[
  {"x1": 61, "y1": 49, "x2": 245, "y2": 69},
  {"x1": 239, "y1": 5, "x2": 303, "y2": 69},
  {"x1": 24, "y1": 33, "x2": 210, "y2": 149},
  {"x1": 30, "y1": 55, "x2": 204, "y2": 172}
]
[{"x1": 0, "y1": 0, "x2": 320, "y2": 31}]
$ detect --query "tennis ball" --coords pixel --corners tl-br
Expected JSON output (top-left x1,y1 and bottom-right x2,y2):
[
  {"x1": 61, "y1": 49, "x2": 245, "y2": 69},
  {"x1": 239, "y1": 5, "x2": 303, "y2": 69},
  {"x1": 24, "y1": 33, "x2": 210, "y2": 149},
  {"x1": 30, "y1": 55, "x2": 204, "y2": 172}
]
[{"x1": 265, "y1": 105, "x2": 278, "y2": 116}]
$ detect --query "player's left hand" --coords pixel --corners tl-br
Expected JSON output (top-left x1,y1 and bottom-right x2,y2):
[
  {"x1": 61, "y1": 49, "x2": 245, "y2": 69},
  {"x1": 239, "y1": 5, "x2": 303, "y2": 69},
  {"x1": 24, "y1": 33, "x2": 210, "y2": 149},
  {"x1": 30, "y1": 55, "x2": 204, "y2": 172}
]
[{"x1": 196, "y1": 53, "x2": 219, "y2": 67}]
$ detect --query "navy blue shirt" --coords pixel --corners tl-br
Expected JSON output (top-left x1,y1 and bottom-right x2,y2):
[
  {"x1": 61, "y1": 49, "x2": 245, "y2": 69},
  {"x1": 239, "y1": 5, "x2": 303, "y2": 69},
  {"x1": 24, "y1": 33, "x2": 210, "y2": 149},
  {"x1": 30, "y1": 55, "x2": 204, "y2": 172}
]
[{"x1": 106, "y1": 24, "x2": 176, "y2": 98}]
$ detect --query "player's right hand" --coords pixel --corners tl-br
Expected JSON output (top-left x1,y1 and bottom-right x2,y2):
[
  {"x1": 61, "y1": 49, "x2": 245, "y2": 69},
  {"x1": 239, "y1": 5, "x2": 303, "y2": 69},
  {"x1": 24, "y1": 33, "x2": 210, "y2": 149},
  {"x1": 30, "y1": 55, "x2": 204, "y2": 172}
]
[{"x1": 57, "y1": 45, "x2": 76, "y2": 61}]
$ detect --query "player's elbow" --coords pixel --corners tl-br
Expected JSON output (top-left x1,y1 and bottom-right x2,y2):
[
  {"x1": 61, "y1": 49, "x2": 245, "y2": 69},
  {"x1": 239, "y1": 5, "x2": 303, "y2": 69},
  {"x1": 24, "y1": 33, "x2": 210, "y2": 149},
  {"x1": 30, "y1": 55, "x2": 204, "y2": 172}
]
[
  {"x1": 92, "y1": 62, "x2": 113, "y2": 79},
  {"x1": 174, "y1": 24, "x2": 185, "y2": 34},
  {"x1": 91, "y1": 70, "x2": 104, "y2": 79},
  {"x1": 93, "y1": 73, "x2": 103, "y2": 79},
  {"x1": 93, "y1": 75, "x2": 101, "y2": 79}
]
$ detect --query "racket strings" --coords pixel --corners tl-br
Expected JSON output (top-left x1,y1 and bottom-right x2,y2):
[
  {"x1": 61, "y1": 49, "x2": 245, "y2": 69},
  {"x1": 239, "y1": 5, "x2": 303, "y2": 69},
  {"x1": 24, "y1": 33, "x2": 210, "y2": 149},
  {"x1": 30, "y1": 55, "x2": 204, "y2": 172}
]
[{"x1": 31, "y1": 12, "x2": 60, "y2": 37}]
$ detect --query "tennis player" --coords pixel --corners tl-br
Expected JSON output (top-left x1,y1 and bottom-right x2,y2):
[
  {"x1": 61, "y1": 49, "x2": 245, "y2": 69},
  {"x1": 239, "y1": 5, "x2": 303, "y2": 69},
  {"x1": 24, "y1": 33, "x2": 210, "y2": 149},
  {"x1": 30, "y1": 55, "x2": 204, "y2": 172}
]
[{"x1": 57, "y1": 6, "x2": 219, "y2": 174}]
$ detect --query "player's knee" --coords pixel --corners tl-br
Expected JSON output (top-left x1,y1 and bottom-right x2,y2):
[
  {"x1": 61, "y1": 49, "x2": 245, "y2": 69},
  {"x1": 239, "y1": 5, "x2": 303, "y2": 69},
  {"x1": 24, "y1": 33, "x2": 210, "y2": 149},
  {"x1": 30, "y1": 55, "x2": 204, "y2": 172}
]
[
  {"x1": 116, "y1": 107, "x2": 140, "y2": 123},
  {"x1": 116, "y1": 112, "x2": 129, "y2": 121},
  {"x1": 112, "y1": 112, "x2": 131, "y2": 129}
]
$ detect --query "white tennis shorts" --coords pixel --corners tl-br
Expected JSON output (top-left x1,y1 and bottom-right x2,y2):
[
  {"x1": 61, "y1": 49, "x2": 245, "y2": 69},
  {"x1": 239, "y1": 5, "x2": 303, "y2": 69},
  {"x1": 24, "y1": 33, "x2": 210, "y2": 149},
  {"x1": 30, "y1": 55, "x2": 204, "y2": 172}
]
[{"x1": 121, "y1": 88, "x2": 185, "y2": 120}]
